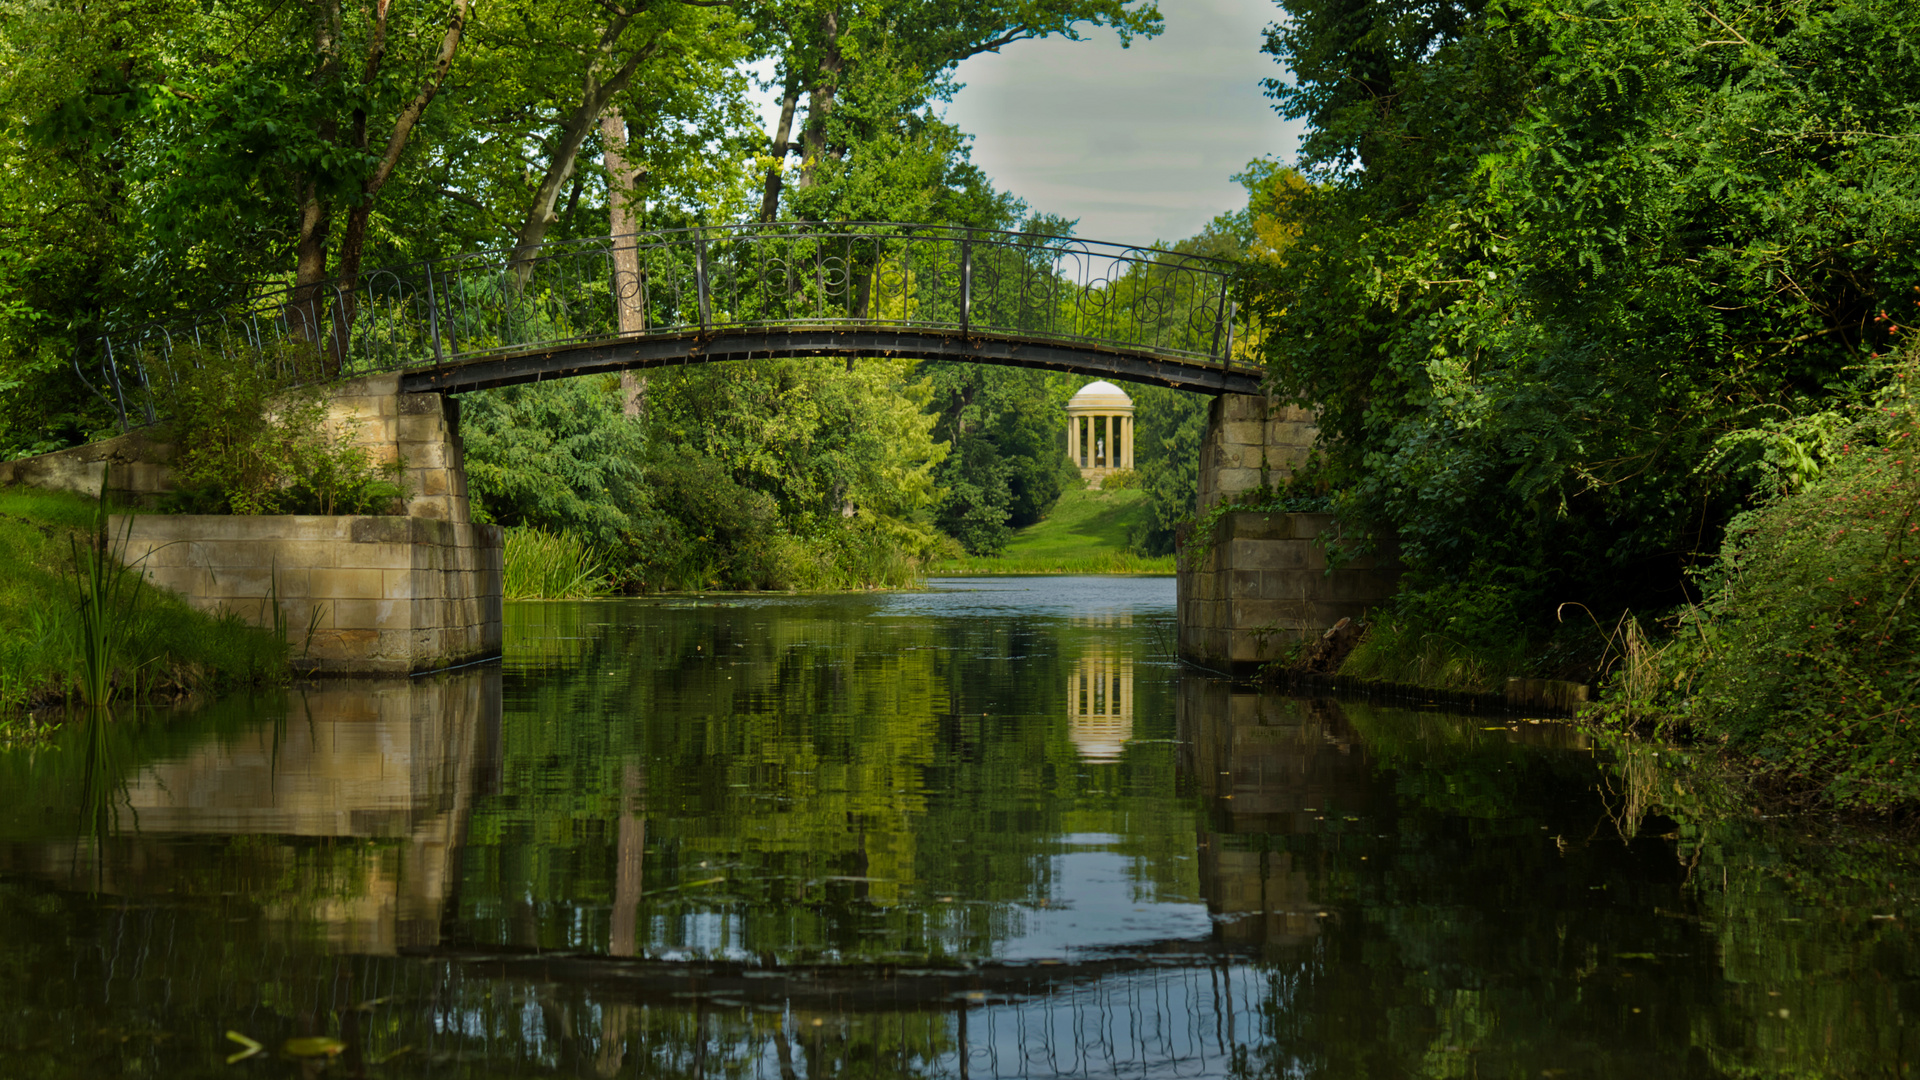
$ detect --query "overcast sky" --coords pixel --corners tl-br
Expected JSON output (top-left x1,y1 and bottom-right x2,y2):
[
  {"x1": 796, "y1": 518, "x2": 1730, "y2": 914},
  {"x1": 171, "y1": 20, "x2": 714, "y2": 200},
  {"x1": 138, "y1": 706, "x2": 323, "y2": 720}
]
[
  {"x1": 942, "y1": 0, "x2": 1301, "y2": 246},
  {"x1": 749, "y1": 0, "x2": 1303, "y2": 249}
]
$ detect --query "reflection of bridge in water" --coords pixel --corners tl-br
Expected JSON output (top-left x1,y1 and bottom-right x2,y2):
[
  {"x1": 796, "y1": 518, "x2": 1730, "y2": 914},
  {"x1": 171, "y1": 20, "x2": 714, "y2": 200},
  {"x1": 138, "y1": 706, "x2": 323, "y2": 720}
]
[
  {"x1": 0, "y1": 671, "x2": 1395, "y2": 1077},
  {"x1": 88, "y1": 222, "x2": 1262, "y2": 429}
]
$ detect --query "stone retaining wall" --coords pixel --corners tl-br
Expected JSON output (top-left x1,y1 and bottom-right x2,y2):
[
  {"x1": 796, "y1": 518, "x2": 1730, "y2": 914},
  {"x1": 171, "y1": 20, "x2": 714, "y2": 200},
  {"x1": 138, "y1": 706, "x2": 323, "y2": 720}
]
[
  {"x1": 1177, "y1": 512, "x2": 1400, "y2": 675},
  {"x1": 2, "y1": 373, "x2": 501, "y2": 673},
  {"x1": 114, "y1": 513, "x2": 503, "y2": 675},
  {"x1": 0, "y1": 428, "x2": 174, "y2": 503}
]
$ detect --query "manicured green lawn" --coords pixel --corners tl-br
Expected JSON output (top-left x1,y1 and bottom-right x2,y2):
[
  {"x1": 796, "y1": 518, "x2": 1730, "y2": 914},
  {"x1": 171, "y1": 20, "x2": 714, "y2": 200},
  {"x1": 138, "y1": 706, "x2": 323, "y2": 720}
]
[{"x1": 927, "y1": 486, "x2": 1175, "y2": 575}]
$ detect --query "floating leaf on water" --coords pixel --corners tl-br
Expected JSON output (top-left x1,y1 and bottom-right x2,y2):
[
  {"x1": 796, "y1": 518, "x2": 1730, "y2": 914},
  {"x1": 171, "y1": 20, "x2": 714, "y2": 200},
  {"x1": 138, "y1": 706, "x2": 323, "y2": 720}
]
[
  {"x1": 284, "y1": 1036, "x2": 347, "y2": 1057},
  {"x1": 224, "y1": 1030, "x2": 263, "y2": 1065}
]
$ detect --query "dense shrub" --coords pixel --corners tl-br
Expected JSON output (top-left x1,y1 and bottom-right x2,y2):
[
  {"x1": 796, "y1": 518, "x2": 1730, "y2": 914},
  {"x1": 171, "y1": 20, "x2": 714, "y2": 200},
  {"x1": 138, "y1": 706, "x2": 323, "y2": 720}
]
[{"x1": 1636, "y1": 357, "x2": 1920, "y2": 810}]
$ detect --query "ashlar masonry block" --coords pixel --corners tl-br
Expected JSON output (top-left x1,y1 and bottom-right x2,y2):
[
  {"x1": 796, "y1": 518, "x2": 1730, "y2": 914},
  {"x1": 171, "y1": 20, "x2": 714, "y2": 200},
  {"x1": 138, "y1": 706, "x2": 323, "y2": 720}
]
[{"x1": 1176, "y1": 512, "x2": 1399, "y2": 677}]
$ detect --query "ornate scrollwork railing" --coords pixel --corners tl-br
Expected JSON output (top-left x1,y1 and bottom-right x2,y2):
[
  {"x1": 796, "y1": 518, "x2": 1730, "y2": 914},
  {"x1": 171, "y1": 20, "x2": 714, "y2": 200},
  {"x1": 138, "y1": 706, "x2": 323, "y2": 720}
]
[{"x1": 88, "y1": 222, "x2": 1253, "y2": 428}]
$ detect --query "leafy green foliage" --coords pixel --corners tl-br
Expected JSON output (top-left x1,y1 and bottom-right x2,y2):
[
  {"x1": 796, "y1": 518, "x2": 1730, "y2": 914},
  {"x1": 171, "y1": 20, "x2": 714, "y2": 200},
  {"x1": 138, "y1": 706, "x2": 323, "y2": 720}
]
[
  {"x1": 462, "y1": 358, "x2": 945, "y2": 590},
  {"x1": 1251, "y1": 0, "x2": 1920, "y2": 628},
  {"x1": 160, "y1": 346, "x2": 407, "y2": 516},
  {"x1": 460, "y1": 377, "x2": 652, "y2": 553},
  {"x1": 919, "y1": 362, "x2": 1077, "y2": 555},
  {"x1": 1621, "y1": 353, "x2": 1920, "y2": 809},
  {"x1": 1130, "y1": 384, "x2": 1207, "y2": 555}
]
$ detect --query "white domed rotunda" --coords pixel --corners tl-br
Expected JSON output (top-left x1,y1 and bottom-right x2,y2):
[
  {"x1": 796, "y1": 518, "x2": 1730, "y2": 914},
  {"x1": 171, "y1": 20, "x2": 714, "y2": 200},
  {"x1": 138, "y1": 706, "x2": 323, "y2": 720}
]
[{"x1": 1065, "y1": 381, "x2": 1134, "y2": 485}]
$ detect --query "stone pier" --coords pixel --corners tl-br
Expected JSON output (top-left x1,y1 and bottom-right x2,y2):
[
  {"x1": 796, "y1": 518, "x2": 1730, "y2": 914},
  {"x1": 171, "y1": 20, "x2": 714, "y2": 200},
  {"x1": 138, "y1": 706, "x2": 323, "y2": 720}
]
[{"x1": 1177, "y1": 395, "x2": 1400, "y2": 676}]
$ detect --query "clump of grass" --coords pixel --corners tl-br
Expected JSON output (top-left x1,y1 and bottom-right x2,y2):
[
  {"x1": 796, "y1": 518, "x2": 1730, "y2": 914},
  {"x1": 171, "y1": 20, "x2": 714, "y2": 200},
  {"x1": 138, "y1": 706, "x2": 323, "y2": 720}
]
[
  {"x1": 0, "y1": 486, "x2": 286, "y2": 717},
  {"x1": 1337, "y1": 620, "x2": 1532, "y2": 695},
  {"x1": 503, "y1": 526, "x2": 609, "y2": 599},
  {"x1": 775, "y1": 516, "x2": 934, "y2": 591},
  {"x1": 1334, "y1": 580, "x2": 1537, "y2": 694}
]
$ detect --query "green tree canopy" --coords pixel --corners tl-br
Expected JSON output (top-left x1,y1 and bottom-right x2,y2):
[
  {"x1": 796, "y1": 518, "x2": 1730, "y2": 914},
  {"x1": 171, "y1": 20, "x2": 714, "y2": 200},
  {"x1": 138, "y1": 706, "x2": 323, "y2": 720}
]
[{"x1": 1249, "y1": 0, "x2": 1920, "y2": 621}]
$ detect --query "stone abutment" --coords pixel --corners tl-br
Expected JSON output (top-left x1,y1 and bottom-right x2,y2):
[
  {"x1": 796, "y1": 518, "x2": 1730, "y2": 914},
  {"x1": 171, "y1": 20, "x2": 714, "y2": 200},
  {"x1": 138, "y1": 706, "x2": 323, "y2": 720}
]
[
  {"x1": 0, "y1": 374, "x2": 502, "y2": 674},
  {"x1": 1177, "y1": 394, "x2": 1400, "y2": 676}
]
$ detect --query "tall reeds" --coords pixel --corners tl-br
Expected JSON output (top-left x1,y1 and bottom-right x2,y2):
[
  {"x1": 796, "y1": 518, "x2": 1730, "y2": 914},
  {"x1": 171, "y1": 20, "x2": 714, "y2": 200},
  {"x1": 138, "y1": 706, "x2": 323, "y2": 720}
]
[
  {"x1": 69, "y1": 470, "x2": 147, "y2": 706},
  {"x1": 503, "y1": 526, "x2": 609, "y2": 599}
]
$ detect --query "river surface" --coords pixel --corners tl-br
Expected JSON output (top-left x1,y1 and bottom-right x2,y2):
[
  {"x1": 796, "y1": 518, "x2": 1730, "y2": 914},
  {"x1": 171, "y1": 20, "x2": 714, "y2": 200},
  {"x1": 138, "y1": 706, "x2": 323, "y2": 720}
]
[{"x1": 0, "y1": 576, "x2": 1915, "y2": 1077}]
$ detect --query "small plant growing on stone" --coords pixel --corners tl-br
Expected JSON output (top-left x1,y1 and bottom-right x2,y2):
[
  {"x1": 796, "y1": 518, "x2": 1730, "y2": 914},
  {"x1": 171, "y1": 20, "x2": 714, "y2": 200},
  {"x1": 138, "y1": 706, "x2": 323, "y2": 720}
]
[{"x1": 157, "y1": 341, "x2": 408, "y2": 516}]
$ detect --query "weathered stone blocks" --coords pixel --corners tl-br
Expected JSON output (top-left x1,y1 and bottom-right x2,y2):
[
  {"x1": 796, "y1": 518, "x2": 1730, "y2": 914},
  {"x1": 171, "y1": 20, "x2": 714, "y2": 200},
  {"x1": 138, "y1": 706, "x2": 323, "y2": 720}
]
[
  {"x1": 114, "y1": 511, "x2": 503, "y2": 674},
  {"x1": 1178, "y1": 514, "x2": 1399, "y2": 675},
  {"x1": 1195, "y1": 395, "x2": 1319, "y2": 512}
]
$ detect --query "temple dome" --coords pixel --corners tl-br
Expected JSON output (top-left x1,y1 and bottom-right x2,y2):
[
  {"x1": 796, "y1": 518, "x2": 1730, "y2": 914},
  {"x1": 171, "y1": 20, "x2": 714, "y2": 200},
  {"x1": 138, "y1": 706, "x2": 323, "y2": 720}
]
[{"x1": 1067, "y1": 381, "x2": 1133, "y2": 411}]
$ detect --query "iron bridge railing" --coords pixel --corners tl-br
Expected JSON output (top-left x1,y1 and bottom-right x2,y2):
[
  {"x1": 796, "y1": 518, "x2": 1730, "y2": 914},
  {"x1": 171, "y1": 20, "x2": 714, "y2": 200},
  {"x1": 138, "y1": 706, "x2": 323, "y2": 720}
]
[{"x1": 86, "y1": 221, "x2": 1256, "y2": 429}]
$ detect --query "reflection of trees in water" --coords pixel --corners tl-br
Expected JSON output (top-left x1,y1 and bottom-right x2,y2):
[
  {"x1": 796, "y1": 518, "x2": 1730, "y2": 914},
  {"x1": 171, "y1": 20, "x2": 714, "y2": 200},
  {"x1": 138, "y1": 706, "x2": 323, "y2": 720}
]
[
  {"x1": 2, "y1": 608, "x2": 1916, "y2": 1076},
  {"x1": 0, "y1": 883, "x2": 1272, "y2": 1079},
  {"x1": 469, "y1": 598, "x2": 1198, "y2": 965},
  {"x1": 1189, "y1": 688, "x2": 1920, "y2": 1079}
]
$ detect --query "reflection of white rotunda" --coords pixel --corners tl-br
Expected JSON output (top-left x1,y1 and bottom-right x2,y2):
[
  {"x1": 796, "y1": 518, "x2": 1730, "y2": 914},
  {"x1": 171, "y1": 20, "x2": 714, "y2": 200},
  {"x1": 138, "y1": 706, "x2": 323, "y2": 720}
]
[
  {"x1": 1069, "y1": 652, "x2": 1133, "y2": 762},
  {"x1": 1066, "y1": 381, "x2": 1134, "y2": 486}
]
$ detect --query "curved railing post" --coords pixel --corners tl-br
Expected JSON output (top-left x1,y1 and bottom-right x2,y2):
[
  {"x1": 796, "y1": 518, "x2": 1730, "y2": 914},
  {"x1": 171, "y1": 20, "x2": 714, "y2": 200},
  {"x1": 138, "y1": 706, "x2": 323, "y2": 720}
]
[
  {"x1": 1221, "y1": 300, "x2": 1236, "y2": 370},
  {"x1": 695, "y1": 231, "x2": 712, "y2": 332},
  {"x1": 960, "y1": 234, "x2": 973, "y2": 335},
  {"x1": 425, "y1": 265, "x2": 445, "y2": 365}
]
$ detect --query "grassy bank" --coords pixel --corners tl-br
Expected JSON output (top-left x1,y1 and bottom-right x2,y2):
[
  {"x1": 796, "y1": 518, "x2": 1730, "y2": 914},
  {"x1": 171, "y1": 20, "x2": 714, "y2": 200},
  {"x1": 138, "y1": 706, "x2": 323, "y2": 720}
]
[
  {"x1": 927, "y1": 487, "x2": 1174, "y2": 576},
  {"x1": 0, "y1": 487, "x2": 287, "y2": 727}
]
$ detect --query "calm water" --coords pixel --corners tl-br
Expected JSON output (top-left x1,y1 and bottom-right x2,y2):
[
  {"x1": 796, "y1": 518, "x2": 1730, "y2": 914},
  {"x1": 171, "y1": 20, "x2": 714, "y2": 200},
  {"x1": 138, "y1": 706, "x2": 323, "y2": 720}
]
[{"x1": 0, "y1": 577, "x2": 1915, "y2": 1077}]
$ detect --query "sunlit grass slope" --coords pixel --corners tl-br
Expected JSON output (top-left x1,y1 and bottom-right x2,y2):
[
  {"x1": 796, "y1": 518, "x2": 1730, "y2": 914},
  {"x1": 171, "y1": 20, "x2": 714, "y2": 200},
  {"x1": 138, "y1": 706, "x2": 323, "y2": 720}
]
[
  {"x1": 929, "y1": 487, "x2": 1174, "y2": 575},
  {"x1": 0, "y1": 487, "x2": 285, "y2": 722}
]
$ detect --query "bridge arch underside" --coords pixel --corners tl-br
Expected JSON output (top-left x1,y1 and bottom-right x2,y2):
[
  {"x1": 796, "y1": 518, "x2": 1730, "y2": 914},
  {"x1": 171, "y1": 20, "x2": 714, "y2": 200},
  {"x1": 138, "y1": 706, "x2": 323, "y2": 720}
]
[{"x1": 397, "y1": 326, "x2": 1264, "y2": 397}]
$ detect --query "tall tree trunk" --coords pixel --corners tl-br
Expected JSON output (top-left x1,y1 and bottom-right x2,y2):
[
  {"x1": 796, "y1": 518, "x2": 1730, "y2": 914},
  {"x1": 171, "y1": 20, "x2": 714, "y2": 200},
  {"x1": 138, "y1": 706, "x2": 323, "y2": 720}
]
[
  {"x1": 335, "y1": 0, "x2": 468, "y2": 291},
  {"x1": 603, "y1": 107, "x2": 648, "y2": 418},
  {"x1": 282, "y1": 0, "x2": 465, "y2": 372},
  {"x1": 795, "y1": 9, "x2": 842, "y2": 191},
  {"x1": 509, "y1": 18, "x2": 649, "y2": 286},
  {"x1": 290, "y1": 0, "x2": 344, "y2": 347},
  {"x1": 291, "y1": 183, "x2": 333, "y2": 341},
  {"x1": 758, "y1": 74, "x2": 799, "y2": 222}
]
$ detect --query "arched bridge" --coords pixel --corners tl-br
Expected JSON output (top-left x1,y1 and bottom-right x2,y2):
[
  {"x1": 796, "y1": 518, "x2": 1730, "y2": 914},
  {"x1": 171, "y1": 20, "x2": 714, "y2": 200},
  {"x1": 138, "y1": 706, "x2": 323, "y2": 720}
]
[{"x1": 88, "y1": 222, "x2": 1263, "y2": 427}]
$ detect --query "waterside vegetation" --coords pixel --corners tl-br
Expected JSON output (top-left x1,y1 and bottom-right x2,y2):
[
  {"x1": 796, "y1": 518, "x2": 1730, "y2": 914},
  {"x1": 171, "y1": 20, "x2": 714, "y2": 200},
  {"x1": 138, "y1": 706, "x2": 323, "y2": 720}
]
[
  {"x1": 0, "y1": 488, "x2": 288, "y2": 728},
  {"x1": 1241, "y1": 0, "x2": 1920, "y2": 813}
]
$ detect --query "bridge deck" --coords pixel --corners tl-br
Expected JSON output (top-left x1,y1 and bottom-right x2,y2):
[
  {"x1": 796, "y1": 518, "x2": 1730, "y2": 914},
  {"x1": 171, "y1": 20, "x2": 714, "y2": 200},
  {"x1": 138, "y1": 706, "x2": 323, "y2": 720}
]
[
  {"x1": 401, "y1": 325, "x2": 1262, "y2": 396},
  {"x1": 92, "y1": 223, "x2": 1264, "y2": 427}
]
